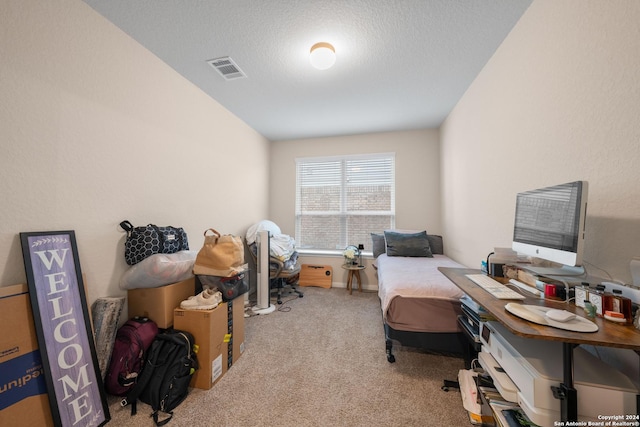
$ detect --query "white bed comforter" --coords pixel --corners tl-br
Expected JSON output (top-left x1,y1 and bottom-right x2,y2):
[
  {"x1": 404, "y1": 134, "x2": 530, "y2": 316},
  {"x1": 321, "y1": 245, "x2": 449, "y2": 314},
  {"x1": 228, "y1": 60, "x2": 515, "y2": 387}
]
[{"x1": 377, "y1": 253, "x2": 466, "y2": 319}]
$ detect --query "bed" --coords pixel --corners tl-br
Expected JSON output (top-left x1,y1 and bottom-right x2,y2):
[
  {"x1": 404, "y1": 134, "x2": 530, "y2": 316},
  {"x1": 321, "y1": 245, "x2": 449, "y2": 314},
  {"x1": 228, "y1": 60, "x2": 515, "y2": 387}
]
[{"x1": 372, "y1": 231, "x2": 467, "y2": 362}]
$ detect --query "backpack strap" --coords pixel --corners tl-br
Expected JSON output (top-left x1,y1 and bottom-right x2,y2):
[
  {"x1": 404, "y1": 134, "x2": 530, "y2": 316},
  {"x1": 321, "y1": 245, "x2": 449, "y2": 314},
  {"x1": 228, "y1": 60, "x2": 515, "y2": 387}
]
[
  {"x1": 153, "y1": 410, "x2": 174, "y2": 426},
  {"x1": 121, "y1": 337, "x2": 164, "y2": 415}
]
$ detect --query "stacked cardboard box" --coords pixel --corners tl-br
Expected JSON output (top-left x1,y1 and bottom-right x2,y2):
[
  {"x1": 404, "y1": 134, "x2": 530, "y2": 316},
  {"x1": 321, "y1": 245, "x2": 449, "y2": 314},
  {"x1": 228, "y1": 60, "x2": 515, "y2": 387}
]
[
  {"x1": 127, "y1": 277, "x2": 197, "y2": 328},
  {"x1": 174, "y1": 297, "x2": 245, "y2": 390},
  {"x1": 127, "y1": 277, "x2": 245, "y2": 390},
  {"x1": 0, "y1": 284, "x2": 54, "y2": 427}
]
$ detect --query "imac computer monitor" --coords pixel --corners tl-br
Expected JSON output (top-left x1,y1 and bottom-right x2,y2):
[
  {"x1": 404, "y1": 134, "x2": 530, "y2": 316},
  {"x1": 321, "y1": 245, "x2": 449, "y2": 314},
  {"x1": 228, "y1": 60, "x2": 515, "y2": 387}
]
[{"x1": 512, "y1": 181, "x2": 588, "y2": 276}]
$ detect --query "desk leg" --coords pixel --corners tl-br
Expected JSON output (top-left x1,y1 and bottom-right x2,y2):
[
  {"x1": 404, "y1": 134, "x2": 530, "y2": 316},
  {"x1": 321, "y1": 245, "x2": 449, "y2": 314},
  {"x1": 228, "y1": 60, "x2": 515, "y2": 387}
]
[
  {"x1": 552, "y1": 343, "x2": 578, "y2": 422},
  {"x1": 635, "y1": 350, "x2": 640, "y2": 416}
]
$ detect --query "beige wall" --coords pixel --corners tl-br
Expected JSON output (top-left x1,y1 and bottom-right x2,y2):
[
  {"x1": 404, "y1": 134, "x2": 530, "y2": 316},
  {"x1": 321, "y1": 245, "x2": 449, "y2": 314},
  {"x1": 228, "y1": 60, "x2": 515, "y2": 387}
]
[
  {"x1": 441, "y1": 1, "x2": 640, "y2": 376},
  {"x1": 0, "y1": 0, "x2": 270, "y2": 306},
  {"x1": 441, "y1": 0, "x2": 640, "y2": 284},
  {"x1": 4, "y1": 1, "x2": 639, "y2": 312},
  {"x1": 269, "y1": 129, "x2": 440, "y2": 288}
]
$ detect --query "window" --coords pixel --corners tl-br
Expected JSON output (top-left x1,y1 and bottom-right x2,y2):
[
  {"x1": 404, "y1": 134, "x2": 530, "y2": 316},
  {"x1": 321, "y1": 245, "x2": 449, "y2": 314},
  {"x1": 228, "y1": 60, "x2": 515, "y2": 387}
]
[{"x1": 295, "y1": 153, "x2": 395, "y2": 251}]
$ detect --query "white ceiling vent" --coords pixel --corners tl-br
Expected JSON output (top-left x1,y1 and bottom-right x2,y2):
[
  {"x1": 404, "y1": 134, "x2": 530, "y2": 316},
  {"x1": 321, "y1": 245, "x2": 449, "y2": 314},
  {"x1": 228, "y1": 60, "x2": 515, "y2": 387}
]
[{"x1": 206, "y1": 57, "x2": 246, "y2": 80}]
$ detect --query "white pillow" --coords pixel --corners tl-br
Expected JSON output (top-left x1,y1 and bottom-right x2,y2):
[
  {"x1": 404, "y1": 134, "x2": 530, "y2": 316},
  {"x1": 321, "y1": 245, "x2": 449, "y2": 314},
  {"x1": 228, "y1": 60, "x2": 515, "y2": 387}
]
[
  {"x1": 245, "y1": 220, "x2": 282, "y2": 245},
  {"x1": 120, "y1": 251, "x2": 197, "y2": 290}
]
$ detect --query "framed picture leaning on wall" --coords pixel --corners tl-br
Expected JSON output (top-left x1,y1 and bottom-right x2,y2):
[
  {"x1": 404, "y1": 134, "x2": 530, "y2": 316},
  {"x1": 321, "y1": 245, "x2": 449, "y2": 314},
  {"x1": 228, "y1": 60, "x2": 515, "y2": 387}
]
[{"x1": 20, "y1": 230, "x2": 110, "y2": 427}]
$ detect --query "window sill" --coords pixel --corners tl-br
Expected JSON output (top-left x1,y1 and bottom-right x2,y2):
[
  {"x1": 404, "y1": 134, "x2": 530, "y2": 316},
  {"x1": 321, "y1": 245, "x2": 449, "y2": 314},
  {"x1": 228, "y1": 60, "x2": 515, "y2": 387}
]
[{"x1": 297, "y1": 248, "x2": 373, "y2": 258}]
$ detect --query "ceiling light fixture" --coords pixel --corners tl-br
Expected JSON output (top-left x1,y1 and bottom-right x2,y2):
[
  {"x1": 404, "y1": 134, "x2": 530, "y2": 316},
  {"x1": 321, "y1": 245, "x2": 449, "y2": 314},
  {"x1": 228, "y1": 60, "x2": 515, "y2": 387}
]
[{"x1": 309, "y1": 42, "x2": 336, "y2": 70}]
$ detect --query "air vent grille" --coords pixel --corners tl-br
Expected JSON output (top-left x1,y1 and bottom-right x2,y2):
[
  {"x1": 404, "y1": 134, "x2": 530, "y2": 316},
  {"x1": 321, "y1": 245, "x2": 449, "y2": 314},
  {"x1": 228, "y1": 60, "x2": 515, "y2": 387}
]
[{"x1": 206, "y1": 56, "x2": 246, "y2": 80}]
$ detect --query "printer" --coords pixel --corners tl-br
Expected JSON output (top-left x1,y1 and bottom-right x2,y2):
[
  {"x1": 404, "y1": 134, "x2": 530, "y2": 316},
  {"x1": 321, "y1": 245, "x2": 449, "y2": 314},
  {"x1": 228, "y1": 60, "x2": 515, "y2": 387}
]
[{"x1": 479, "y1": 321, "x2": 638, "y2": 426}]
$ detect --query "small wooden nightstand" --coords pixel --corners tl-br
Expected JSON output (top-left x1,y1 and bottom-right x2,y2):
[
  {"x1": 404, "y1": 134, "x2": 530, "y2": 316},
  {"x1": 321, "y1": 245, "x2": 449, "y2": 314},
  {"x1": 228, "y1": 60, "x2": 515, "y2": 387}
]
[{"x1": 341, "y1": 264, "x2": 365, "y2": 295}]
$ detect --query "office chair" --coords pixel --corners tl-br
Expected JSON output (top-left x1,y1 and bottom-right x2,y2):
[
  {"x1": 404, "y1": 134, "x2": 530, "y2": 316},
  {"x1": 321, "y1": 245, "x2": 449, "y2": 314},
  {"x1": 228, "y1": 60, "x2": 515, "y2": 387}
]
[{"x1": 248, "y1": 241, "x2": 303, "y2": 305}]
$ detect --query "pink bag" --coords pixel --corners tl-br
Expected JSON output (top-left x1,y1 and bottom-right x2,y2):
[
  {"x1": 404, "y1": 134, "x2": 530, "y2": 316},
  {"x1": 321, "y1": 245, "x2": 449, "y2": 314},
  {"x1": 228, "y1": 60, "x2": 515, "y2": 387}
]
[{"x1": 105, "y1": 317, "x2": 158, "y2": 396}]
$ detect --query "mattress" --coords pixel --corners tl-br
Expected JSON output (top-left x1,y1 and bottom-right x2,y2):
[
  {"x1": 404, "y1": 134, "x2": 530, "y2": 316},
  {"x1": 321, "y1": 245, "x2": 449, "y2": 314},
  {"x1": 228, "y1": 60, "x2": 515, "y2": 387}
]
[{"x1": 377, "y1": 254, "x2": 466, "y2": 333}]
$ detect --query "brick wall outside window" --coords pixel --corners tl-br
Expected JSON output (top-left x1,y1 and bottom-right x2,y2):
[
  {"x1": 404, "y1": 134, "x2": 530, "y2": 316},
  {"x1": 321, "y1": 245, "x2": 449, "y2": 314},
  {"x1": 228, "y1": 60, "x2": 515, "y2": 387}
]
[{"x1": 295, "y1": 154, "x2": 395, "y2": 251}]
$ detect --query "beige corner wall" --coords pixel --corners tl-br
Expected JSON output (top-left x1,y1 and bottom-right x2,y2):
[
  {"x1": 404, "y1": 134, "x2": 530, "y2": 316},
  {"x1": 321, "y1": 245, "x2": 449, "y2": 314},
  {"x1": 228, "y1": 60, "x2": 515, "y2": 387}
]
[
  {"x1": 269, "y1": 129, "x2": 440, "y2": 288},
  {"x1": 441, "y1": 0, "x2": 640, "y2": 284},
  {"x1": 0, "y1": 0, "x2": 270, "y2": 305}
]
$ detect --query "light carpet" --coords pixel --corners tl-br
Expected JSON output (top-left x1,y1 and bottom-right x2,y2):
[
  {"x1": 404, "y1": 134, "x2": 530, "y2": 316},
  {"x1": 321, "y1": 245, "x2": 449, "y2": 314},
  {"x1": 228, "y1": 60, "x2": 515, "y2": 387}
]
[{"x1": 106, "y1": 287, "x2": 470, "y2": 426}]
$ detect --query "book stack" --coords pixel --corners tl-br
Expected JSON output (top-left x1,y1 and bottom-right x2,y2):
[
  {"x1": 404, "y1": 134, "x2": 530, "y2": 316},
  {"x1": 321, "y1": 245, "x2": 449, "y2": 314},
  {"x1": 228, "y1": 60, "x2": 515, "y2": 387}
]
[
  {"x1": 461, "y1": 294, "x2": 495, "y2": 323},
  {"x1": 466, "y1": 362, "x2": 541, "y2": 427},
  {"x1": 459, "y1": 370, "x2": 496, "y2": 426},
  {"x1": 489, "y1": 403, "x2": 539, "y2": 427},
  {"x1": 480, "y1": 385, "x2": 540, "y2": 427}
]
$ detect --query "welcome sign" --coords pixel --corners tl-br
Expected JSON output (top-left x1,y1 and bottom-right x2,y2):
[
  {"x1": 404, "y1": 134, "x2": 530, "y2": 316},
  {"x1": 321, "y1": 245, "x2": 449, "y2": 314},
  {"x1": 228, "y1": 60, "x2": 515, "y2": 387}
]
[{"x1": 20, "y1": 231, "x2": 109, "y2": 427}]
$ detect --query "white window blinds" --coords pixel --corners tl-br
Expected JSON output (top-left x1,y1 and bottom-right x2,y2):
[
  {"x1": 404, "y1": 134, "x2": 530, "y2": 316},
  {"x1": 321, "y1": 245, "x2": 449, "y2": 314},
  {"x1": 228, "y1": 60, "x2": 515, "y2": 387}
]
[{"x1": 295, "y1": 153, "x2": 395, "y2": 251}]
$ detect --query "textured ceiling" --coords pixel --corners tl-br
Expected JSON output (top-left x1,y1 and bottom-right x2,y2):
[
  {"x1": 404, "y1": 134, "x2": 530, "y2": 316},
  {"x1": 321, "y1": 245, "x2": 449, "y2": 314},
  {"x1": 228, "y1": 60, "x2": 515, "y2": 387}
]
[{"x1": 82, "y1": 0, "x2": 532, "y2": 141}]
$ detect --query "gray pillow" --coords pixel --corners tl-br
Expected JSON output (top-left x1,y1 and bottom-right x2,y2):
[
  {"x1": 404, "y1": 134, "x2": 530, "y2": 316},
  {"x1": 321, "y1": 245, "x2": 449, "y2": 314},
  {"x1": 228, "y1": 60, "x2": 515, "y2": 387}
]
[
  {"x1": 384, "y1": 230, "x2": 433, "y2": 257},
  {"x1": 371, "y1": 233, "x2": 386, "y2": 259},
  {"x1": 427, "y1": 234, "x2": 444, "y2": 255}
]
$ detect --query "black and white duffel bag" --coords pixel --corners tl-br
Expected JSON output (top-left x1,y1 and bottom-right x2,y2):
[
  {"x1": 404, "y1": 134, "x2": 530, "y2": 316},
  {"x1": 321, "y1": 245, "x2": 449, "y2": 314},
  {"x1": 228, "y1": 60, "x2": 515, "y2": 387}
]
[{"x1": 120, "y1": 220, "x2": 189, "y2": 265}]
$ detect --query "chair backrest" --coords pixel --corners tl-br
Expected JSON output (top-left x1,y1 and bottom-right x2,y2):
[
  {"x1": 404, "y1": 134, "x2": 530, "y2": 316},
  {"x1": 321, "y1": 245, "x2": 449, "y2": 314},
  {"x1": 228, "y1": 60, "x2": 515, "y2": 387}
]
[{"x1": 247, "y1": 241, "x2": 299, "y2": 279}]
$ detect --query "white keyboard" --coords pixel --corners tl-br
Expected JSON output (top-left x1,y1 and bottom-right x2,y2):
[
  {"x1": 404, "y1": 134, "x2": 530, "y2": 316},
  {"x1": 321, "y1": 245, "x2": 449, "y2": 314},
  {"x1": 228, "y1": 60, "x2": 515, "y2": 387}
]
[{"x1": 465, "y1": 274, "x2": 526, "y2": 300}]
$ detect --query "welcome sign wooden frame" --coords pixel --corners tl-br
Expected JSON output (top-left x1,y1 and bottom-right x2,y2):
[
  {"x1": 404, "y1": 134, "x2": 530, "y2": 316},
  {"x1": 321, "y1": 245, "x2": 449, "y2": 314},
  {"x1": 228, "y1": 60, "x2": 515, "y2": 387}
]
[{"x1": 20, "y1": 231, "x2": 110, "y2": 427}]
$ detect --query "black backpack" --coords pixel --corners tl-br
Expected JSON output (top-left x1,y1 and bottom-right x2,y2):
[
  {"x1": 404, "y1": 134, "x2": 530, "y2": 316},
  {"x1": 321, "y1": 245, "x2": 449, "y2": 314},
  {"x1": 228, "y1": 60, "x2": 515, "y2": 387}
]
[{"x1": 120, "y1": 329, "x2": 198, "y2": 426}]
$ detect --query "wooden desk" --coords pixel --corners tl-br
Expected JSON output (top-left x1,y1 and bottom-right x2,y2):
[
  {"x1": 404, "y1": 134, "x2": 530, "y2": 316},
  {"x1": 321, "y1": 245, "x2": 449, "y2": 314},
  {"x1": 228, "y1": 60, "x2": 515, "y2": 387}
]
[{"x1": 439, "y1": 267, "x2": 640, "y2": 422}]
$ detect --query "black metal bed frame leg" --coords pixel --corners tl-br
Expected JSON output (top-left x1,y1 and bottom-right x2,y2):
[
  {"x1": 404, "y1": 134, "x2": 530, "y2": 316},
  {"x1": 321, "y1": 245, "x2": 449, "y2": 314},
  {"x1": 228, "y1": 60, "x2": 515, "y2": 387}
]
[{"x1": 386, "y1": 339, "x2": 396, "y2": 363}]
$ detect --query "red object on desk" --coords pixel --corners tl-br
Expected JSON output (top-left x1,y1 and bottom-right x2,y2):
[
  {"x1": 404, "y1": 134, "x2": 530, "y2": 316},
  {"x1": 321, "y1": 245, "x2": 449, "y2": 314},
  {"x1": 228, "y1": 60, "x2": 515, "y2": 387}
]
[{"x1": 544, "y1": 284, "x2": 556, "y2": 298}]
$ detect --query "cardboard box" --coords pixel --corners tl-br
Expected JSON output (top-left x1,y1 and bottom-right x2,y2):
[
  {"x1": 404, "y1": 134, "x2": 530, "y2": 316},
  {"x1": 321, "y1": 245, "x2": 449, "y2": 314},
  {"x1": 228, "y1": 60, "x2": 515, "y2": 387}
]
[
  {"x1": 0, "y1": 284, "x2": 54, "y2": 427},
  {"x1": 173, "y1": 297, "x2": 245, "y2": 390},
  {"x1": 229, "y1": 298, "x2": 245, "y2": 365},
  {"x1": 128, "y1": 277, "x2": 196, "y2": 328},
  {"x1": 174, "y1": 304, "x2": 227, "y2": 390}
]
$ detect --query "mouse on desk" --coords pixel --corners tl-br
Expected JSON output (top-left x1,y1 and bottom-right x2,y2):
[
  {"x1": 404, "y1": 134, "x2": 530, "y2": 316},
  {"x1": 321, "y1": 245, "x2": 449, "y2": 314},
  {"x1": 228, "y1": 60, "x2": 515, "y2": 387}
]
[
  {"x1": 545, "y1": 309, "x2": 576, "y2": 323},
  {"x1": 505, "y1": 303, "x2": 547, "y2": 324}
]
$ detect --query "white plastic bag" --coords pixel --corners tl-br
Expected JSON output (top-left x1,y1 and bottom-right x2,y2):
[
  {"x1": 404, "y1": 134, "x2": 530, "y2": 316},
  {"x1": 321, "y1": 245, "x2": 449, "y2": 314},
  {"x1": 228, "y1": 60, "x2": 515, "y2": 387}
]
[
  {"x1": 458, "y1": 369, "x2": 482, "y2": 415},
  {"x1": 120, "y1": 250, "x2": 196, "y2": 290}
]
